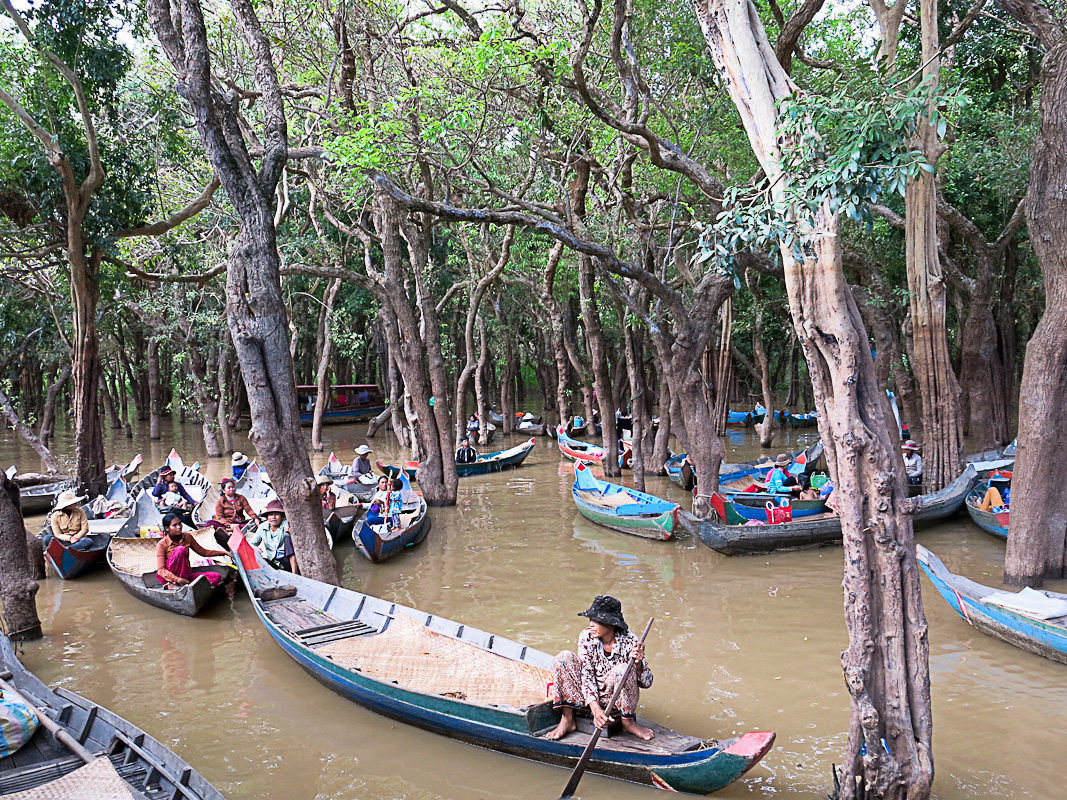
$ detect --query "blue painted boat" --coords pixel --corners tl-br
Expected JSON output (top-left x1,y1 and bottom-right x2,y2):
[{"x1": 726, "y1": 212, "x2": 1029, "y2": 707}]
[
  {"x1": 725, "y1": 494, "x2": 828, "y2": 521},
  {"x1": 227, "y1": 533, "x2": 775, "y2": 793},
  {"x1": 353, "y1": 473, "x2": 430, "y2": 563},
  {"x1": 665, "y1": 440, "x2": 823, "y2": 489},
  {"x1": 572, "y1": 462, "x2": 679, "y2": 540},
  {"x1": 296, "y1": 384, "x2": 386, "y2": 426},
  {"x1": 917, "y1": 545, "x2": 1067, "y2": 665},
  {"x1": 379, "y1": 438, "x2": 537, "y2": 481},
  {"x1": 557, "y1": 427, "x2": 631, "y2": 468},
  {"x1": 964, "y1": 479, "x2": 1010, "y2": 541}
]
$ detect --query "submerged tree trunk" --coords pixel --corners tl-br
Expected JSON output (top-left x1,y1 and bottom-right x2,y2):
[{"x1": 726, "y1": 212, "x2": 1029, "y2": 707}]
[
  {"x1": 903, "y1": 0, "x2": 963, "y2": 490},
  {"x1": 312, "y1": 278, "x2": 343, "y2": 452},
  {"x1": 1004, "y1": 25, "x2": 1067, "y2": 587},
  {"x1": 148, "y1": 339, "x2": 162, "y2": 440},
  {"x1": 71, "y1": 248, "x2": 107, "y2": 497},
  {"x1": 216, "y1": 342, "x2": 234, "y2": 456},
  {"x1": 0, "y1": 475, "x2": 42, "y2": 641},
  {"x1": 696, "y1": 2, "x2": 933, "y2": 797},
  {"x1": 747, "y1": 271, "x2": 778, "y2": 448},
  {"x1": 578, "y1": 253, "x2": 621, "y2": 476},
  {"x1": 146, "y1": 0, "x2": 337, "y2": 584},
  {"x1": 39, "y1": 364, "x2": 70, "y2": 453}
]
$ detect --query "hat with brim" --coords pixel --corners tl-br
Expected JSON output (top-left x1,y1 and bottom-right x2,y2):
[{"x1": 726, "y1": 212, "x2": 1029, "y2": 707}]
[
  {"x1": 774, "y1": 453, "x2": 791, "y2": 467},
  {"x1": 578, "y1": 595, "x2": 628, "y2": 632},
  {"x1": 902, "y1": 441, "x2": 921, "y2": 452},
  {"x1": 231, "y1": 452, "x2": 249, "y2": 467},
  {"x1": 315, "y1": 474, "x2": 334, "y2": 486},
  {"x1": 160, "y1": 468, "x2": 176, "y2": 480},
  {"x1": 264, "y1": 499, "x2": 285, "y2": 515},
  {"x1": 53, "y1": 489, "x2": 86, "y2": 511},
  {"x1": 355, "y1": 445, "x2": 372, "y2": 455}
]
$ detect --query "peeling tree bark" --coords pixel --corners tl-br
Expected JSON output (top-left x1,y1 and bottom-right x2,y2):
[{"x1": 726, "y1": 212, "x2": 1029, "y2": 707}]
[{"x1": 695, "y1": 1, "x2": 933, "y2": 796}]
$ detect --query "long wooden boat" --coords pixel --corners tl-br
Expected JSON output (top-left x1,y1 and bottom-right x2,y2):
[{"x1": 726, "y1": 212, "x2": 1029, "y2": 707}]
[
  {"x1": 916, "y1": 545, "x2": 1067, "y2": 665},
  {"x1": 380, "y1": 438, "x2": 537, "y2": 481},
  {"x1": 690, "y1": 463, "x2": 979, "y2": 556},
  {"x1": 296, "y1": 383, "x2": 387, "y2": 425},
  {"x1": 320, "y1": 453, "x2": 378, "y2": 502},
  {"x1": 43, "y1": 508, "x2": 139, "y2": 580},
  {"x1": 353, "y1": 482, "x2": 430, "y2": 563},
  {"x1": 0, "y1": 635, "x2": 226, "y2": 799},
  {"x1": 228, "y1": 533, "x2": 774, "y2": 793},
  {"x1": 665, "y1": 440, "x2": 824, "y2": 489},
  {"x1": 489, "y1": 410, "x2": 543, "y2": 426},
  {"x1": 107, "y1": 530, "x2": 235, "y2": 617},
  {"x1": 571, "y1": 462, "x2": 678, "y2": 540},
  {"x1": 964, "y1": 479, "x2": 1010, "y2": 541},
  {"x1": 556, "y1": 427, "x2": 632, "y2": 469},
  {"x1": 725, "y1": 493, "x2": 828, "y2": 522}
]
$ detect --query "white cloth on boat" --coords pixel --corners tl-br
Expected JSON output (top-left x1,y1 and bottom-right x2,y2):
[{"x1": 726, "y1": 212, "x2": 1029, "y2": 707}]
[{"x1": 980, "y1": 587, "x2": 1067, "y2": 620}]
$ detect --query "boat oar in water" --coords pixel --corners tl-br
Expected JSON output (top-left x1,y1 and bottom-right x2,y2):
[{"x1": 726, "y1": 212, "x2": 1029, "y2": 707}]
[{"x1": 559, "y1": 617, "x2": 654, "y2": 799}]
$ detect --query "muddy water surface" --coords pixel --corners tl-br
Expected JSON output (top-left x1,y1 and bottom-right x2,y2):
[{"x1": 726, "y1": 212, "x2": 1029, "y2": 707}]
[{"x1": 4, "y1": 420, "x2": 1064, "y2": 799}]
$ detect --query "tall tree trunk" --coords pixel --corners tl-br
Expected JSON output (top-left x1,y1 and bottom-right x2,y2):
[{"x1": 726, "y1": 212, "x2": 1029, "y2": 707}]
[
  {"x1": 623, "y1": 323, "x2": 648, "y2": 491},
  {"x1": 904, "y1": 0, "x2": 963, "y2": 489},
  {"x1": 696, "y1": 3, "x2": 933, "y2": 797},
  {"x1": 148, "y1": 339, "x2": 162, "y2": 440},
  {"x1": 1004, "y1": 28, "x2": 1067, "y2": 587},
  {"x1": 0, "y1": 475, "x2": 42, "y2": 641},
  {"x1": 474, "y1": 321, "x2": 492, "y2": 445},
  {"x1": 312, "y1": 278, "x2": 343, "y2": 452},
  {"x1": 146, "y1": 0, "x2": 337, "y2": 584},
  {"x1": 39, "y1": 364, "x2": 70, "y2": 452},
  {"x1": 217, "y1": 341, "x2": 234, "y2": 455},
  {"x1": 578, "y1": 253, "x2": 621, "y2": 476},
  {"x1": 70, "y1": 246, "x2": 107, "y2": 497},
  {"x1": 747, "y1": 271, "x2": 778, "y2": 448},
  {"x1": 100, "y1": 372, "x2": 122, "y2": 431}
]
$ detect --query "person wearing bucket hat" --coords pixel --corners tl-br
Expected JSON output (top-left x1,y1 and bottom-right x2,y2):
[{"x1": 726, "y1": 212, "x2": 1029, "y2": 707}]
[
  {"x1": 44, "y1": 490, "x2": 92, "y2": 550},
  {"x1": 764, "y1": 453, "x2": 803, "y2": 495},
  {"x1": 350, "y1": 445, "x2": 374, "y2": 479},
  {"x1": 545, "y1": 595, "x2": 654, "y2": 743},
  {"x1": 247, "y1": 499, "x2": 298, "y2": 573},
  {"x1": 231, "y1": 452, "x2": 251, "y2": 481},
  {"x1": 902, "y1": 440, "x2": 923, "y2": 487},
  {"x1": 316, "y1": 474, "x2": 338, "y2": 510}
]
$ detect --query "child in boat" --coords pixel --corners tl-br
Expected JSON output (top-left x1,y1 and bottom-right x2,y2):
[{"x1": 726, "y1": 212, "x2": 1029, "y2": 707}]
[
  {"x1": 247, "y1": 500, "x2": 298, "y2": 573},
  {"x1": 456, "y1": 436, "x2": 477, "y2": 465},
  {"x1": 387, "y1": 479, "x2": 404, "y2": 530},
  {"x1": 366, "y1": 476, "x2": 391, "y2": 526},
  {"x1": 546, "y1": 595, "x2": 654, "y2": 743},
  {"x1": 159, "y1": 480, "x2": 189, "y2": 510}
]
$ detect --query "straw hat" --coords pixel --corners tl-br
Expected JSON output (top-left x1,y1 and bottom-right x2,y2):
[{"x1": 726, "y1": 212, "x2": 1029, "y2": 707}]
[
  {"x1": 264, "y1": 499, "x2": 285, "y2": 515},
  {"x1": 354, "y1": 445, "x2": 372, "y2": 455},
  {"x1": 231, "y1": 452, "x2": 249, "y2": 466},
  {"x1": 773, "y1": 453, "x2": 791, "y2": 467},
  {"x1": 53, "y1": 489, "x2": 86, "y2": 511},
  {"x1": 315, "y1": 474, "x2": 334, "y2": 486},
  {"x1": 902, "y1": 441, "x2": 921, "y2": 452}
]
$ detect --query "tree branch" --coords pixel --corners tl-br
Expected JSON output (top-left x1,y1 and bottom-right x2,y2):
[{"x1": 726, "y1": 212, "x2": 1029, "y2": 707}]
[{"x1": 116, "y1": 177, "x2": 221, "y2": 239}]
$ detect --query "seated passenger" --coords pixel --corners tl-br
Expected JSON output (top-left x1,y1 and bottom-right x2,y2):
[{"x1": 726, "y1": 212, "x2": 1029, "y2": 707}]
[
  {"x1": 155, "y1": 513, "x2": 228, "y2": 590},
  {"x1": 247, "y1": 500, "x2": 298, "y2": 573},
  {"x1": 44, "y1": 490, "x2": 93, "y2": 550}
]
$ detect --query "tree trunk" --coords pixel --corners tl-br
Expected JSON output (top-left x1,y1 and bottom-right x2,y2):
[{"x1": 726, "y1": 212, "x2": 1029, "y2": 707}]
[
  {"x1": 216, "y1": 342, "x2": 234, "y2": 455},
  {"x1": 0, "y1": 475, "x2": 42, "y2": 641},
  {"x1": 1004, "y1": 34, "x2": 1067, "y2": 587},
  {"x1": 100, "y1": 372, "x2": 122, "y2": 431},
  {"x1": 0, "y1": 385, "x2": 63, "y2": 474},
  {"x1": 695, "y1": 2, "x2": 933, "y2": 797},
  {"x1": 474, "y1": 321, "x2": 492, "y2": 445},
  {"x1": 70, "y1": 246, "x2": 107, "y2": 497},
  {"x1": 39, "y1": 364, "x2": 70, "y2": 452},
  {"x1": 578, "y1": 253, "x2": 621, "y2": 476},
  {"x1": 312, "y1": 278, "x2": 343, "y2": 452},
  {"x1": 747, "y1": 271, "x2": 778, "y2": 448},
  {"x1": 623, "y1": 323, "x2": 648, "y2": 491},
  {"x1": 904, "y1": 0, "x2": 963, "y2": 490},
  {"x1": 148, "y1": 339, "x2": 162, "y2": 440}
]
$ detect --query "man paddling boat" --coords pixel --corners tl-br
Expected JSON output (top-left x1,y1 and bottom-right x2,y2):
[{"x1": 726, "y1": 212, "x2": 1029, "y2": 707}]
[{"x1": 547, "y1": 595, "x2": 655, "y2": 742}]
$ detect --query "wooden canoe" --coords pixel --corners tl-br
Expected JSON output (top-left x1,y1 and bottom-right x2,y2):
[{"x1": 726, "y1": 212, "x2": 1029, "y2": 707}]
[
  {"x1": 917, "y1": 545, "x2": 1067, "y2": 665},
  {"x1": 380, "y1": 438, "x2": 537, "y2": 480},
  {"x1": 43, "y1": 509, "x2": 139, "y2": 580},
  {"x1": 227, "y1": 533, "x2": 775, "y2": 794},
  {"x1": 107, "y1": 531, "x2": 235, "y2": 617},
  {"x1": 325, "y1": 503, "x2": 366, "y2": 543},
  {"x1": 556, "y1": 426, "x2": 632, "y2": 468},
  {"x1": 964, "y1": 480, "x2": 1010, "y2": 540},
  {"x1": 0, "y1": 635, "x2": 226, "y2": 799},
  {"x1": 690, "y1": 463, "x2": 979, "y2": 556},
  {"x1": 353, "y1": 479, "x2": 430, "y2": 563},
  {"x1": 571, "y1": 462, "x2": 678, "y2": 540},
  {"x1": 665, "y1": 440, "x2": 824, "y2": 489}
]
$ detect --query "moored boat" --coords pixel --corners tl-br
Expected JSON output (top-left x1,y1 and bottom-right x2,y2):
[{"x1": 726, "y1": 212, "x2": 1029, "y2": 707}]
[
  {"x1": 107, "y1": 530, "x2": 235, "y2": 617},
  {"x1": 43, "y1": 508, "x2": 139, "y2": 580},
  {"x1": 571, "y1": 462, "x2": 678, "y2": 540},
  {"x1": 0, "y1": 634, "x2": 225, "y2": 799},
  {"x1": 556, "y1": 426, "x2": 631, "y2": 468},
  {"x1": 296, "y1": 383, "x2": 386, "y2": 425},
  {"x1": 228, "y1": 533, "x2": 775, "y2": 793},
  {"x1": 353, "y1": 475, "x2": 430, "y2": 562},
  {"x1": 964, "y1": 477, "x2": 1011, "y2": 540},
  {"x1": 380, "y1": 438, "x2": 537, "y2": 480},
  {"x1": 917, "y1": 545, "x2": 1067, "y2": 665}
]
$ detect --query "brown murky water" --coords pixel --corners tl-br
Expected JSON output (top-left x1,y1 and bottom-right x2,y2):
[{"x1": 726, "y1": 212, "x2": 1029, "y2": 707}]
[{"x1": 3, "y1": 419, "x2": 1064, "y2": 799}]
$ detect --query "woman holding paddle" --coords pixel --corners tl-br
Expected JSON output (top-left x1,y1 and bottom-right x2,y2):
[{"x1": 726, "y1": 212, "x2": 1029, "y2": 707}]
[{"x1": 547, "y1": 596, "x2": 654, "y2": 742}]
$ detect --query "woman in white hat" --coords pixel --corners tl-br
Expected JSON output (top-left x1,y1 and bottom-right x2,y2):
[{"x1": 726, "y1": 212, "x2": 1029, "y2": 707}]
[
  {"x1": 350, "y1": 445, "x2": 373, "y2": 480},
  {"x1": 45, "y1": 490, "x2": 92, "y2": 550},
  {"x1": 231, "y1": 452, "x2": 251, "y2": 481}
]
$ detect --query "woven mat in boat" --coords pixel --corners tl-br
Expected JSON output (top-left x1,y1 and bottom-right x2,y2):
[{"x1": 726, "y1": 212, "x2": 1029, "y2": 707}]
[
  {"x1": 575, "y1": 489, "x2": 637, "y2": 508},
  {"x1": 109, "y1": 530, "x2": 220, "y2": 575},
  {"x1": 3, "y1": 758, "x2": 134, "y2": 800},
  {"x1": 316, "y1": 613, "x2": 552, "y2": 709}
]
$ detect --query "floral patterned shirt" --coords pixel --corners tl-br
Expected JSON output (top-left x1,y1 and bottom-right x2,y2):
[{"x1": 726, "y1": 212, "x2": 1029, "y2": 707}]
[{"x1": 577, "y1": 628, "x2": 653, "y2": 707}]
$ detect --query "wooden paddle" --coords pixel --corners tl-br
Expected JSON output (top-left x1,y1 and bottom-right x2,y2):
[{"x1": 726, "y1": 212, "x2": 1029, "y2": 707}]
[
  {"x1": 0, "y1": 673, "x2": 95, "y2": 763},
  {"x1": 559, "y1": 617, "x2": 654, "y2": 799}
]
